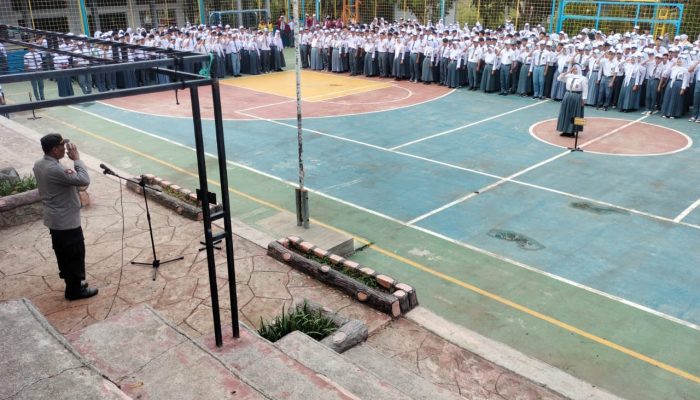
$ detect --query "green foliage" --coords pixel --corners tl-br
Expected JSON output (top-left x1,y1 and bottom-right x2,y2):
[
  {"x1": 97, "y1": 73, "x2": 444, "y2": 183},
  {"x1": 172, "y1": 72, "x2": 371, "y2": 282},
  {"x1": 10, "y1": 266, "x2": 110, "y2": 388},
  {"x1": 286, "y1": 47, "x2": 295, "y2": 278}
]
[
  {"x1": 162, "y1": 185, "x2": 199, "y2": 206},
  {"x1": 308, "y1": 254, "x2": 381, "y2": 289},
  {"x1": 258, "y1": 301, "x2": 338, "y2": 342},
  {"x1": 0, "y1": 175, "x2": 37, "y2": 197}
]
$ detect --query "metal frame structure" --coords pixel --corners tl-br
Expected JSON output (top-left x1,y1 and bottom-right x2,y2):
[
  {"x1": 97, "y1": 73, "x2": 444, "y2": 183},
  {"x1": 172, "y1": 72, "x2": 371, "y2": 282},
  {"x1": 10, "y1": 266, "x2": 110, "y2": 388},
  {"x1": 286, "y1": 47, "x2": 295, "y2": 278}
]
[
  {"x1": 0, "y1": 24, "x2": 239, "y2": 347},
  {"x1": 555, "y1": 0, "x2": 683, "y2": 36}
]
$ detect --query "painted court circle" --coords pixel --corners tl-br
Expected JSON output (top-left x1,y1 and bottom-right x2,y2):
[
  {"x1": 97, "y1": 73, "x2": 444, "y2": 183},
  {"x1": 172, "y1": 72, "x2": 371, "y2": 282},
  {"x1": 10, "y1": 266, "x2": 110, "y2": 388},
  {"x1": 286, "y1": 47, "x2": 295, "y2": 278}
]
[{"x1": 529, "y1": 117, "x2": 692, "y2": 156}]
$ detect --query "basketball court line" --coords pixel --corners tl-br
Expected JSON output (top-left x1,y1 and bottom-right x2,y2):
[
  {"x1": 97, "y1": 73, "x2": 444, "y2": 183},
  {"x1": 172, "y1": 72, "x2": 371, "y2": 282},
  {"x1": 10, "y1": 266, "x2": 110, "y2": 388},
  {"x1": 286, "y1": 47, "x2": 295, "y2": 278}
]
[
  {"x1": 42, "y1": 109, "x2": 700, "y2": 385},
  {"x1": 675, "y1": 197, "x2": 700, "y2": 222},
  {"x1": 389, "y1": 100, "x2": 549, "y2": 150},
  {"x1": 233, "y1": 106, "x2": 700, "y2": 230},
  {"x1": 529, "y1": 117, "x2": 694, "y2": 157},
  {"x1": 407, "y1": 116, "x2": 649, "y2": 224}
]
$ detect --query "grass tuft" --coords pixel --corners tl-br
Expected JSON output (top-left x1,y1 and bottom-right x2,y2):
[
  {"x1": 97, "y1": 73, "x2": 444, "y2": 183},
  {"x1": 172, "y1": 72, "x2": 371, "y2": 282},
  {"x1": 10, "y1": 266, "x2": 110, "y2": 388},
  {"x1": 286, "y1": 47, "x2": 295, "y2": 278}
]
[{"x1": 258, "y1": 301, "x2": 337, "y2": 342}]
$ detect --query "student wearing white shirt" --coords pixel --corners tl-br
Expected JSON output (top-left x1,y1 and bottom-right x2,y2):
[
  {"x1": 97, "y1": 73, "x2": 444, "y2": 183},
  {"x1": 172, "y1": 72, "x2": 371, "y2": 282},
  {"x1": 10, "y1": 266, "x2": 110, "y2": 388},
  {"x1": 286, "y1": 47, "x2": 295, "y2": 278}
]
[
  {"x1": 529, "y1": 40, "x2": 548, "y2": 98},
  {"x1": 556, "y1": 64, "x2": 588, "y2": 137},
  {"x1": 617, "y1": 56, "x2": 640, "y2": 112},
  {"x1": 596, "y1": 50, "x2": 616, "y2": 110},
  {"x1": 498, "y1": 42, "x2": 514, "y2": 95},
  {"x1": 689, "y1": 58, "x2": 700, "y2": 122},
  {"x1": 24, "y1": 47, "x2": 45, "y2": 100},
  {"x1": 660, "y1": 57, "x2": 689, "y2": 119}
]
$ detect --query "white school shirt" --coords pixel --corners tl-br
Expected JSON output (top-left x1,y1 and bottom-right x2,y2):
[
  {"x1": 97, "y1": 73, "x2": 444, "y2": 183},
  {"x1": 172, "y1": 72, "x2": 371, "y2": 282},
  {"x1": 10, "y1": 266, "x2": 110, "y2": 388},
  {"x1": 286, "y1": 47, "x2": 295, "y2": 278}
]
[
  {"x1": 499, "y1": 48, "x2": 514, "y2": 65},
  {"x1": 669, "y1": 66, "x2": 689, "y2": 89},
  {"x1": 558, "y1": 73, "x2": 589, "y2": 101}
]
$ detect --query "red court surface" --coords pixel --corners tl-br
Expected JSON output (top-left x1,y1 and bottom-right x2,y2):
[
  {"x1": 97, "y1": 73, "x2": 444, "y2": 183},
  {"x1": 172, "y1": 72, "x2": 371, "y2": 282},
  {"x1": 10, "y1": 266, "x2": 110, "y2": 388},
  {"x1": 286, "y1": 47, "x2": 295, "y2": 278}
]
[
  {"x1": 530, "y1": 117, "x2": 692, "y2": 156},
  {"x1": 102, "y1": 79, "x2": 453, "y2": 120}
]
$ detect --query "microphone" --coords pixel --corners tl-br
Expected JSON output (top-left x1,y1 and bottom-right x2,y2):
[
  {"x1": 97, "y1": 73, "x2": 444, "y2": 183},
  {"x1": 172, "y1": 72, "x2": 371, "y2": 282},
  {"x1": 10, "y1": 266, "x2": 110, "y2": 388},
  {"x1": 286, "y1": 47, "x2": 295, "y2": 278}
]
[{"x1": 100, "y1": 163, "x2": 115, "y2": 176}]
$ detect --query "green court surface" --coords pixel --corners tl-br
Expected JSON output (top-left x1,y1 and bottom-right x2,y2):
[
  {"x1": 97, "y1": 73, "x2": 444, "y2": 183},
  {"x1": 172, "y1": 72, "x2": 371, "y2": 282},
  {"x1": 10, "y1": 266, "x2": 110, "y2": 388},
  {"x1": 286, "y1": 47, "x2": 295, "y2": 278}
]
[{"x1": 4, "y1": 70, "x2": 700, "y2": 399}]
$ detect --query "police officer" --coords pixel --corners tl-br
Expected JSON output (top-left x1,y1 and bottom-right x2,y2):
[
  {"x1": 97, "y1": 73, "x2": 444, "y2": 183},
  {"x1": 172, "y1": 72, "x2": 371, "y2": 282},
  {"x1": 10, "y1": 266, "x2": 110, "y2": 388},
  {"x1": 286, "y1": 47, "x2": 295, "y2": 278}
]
[{"x1": 33, "y1": 134, "x2": 98, "y2": 301}]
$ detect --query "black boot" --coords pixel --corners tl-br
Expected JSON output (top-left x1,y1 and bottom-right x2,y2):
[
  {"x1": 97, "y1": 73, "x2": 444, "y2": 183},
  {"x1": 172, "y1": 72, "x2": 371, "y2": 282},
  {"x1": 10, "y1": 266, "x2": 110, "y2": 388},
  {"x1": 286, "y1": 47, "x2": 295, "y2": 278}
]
[{"x1": 65, "y1": 280, "x2": 98, "y2": 300}]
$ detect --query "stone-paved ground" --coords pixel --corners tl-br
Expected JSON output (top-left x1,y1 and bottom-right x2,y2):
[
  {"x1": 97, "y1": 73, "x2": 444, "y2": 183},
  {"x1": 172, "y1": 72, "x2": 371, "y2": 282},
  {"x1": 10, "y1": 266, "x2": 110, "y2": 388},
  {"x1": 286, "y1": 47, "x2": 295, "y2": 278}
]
[
  {"x1": 365, "y1": 318, "x2": 564, "y2": 400},
  {"x1": 0, "y1": 122, "x2": 564, "y2": 400},
  {"x1": 0, "y1": 166, "x2": 390, "y2": 338}
]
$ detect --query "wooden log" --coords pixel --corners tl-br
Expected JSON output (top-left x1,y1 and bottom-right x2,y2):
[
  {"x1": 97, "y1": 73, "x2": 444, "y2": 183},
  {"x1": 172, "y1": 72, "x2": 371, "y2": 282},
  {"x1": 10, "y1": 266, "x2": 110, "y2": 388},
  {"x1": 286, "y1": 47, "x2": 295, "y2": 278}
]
[
  {"x1": 393, "y1": 290, "x2": 410, "y2": 313},
  {"x1": 126, "y1": 181, "x2": 223, "y2": 220},
  {"x1": 321, "y1": 319, "x2": 368, "y2": 353},
  {"x1": 396, "y1": 283, "x2": 419, "y2": 309},
  {"x1": 268, "y1": 241, "x2": 401, "y2": 317}
]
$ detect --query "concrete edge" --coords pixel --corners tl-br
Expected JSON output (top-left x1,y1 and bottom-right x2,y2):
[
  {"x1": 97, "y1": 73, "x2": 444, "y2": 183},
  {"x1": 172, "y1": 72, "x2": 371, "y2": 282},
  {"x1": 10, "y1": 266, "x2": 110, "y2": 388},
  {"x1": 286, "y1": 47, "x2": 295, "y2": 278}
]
[
  {"x1": 17, "y1": 298, "x2": 129, "y2": 396},
  {"x1": 140, "y1": 304, "x2": 274, "y2": 400},
  {"x1": 406, "y1": 306, "x2": 624, "y2": 400}
]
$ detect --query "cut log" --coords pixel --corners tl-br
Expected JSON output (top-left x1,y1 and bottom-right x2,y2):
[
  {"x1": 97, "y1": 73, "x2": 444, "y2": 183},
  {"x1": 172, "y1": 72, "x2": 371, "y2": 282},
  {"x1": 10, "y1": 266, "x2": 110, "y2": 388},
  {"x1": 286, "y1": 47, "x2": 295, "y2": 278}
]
[{"x1": 268, "y1": 241, "x2": 400, "y2": 317}]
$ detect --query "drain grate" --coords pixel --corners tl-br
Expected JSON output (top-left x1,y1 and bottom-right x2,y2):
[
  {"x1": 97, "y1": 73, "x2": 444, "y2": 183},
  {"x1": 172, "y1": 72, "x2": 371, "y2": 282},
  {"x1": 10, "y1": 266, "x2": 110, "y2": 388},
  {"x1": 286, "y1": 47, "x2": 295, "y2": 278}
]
[
  {"x1": 571, "y1": 202, "x2": 629, "y2": 215},
  {"x1": 487, "y1": 229, "x2": 544, "y2": 251}
]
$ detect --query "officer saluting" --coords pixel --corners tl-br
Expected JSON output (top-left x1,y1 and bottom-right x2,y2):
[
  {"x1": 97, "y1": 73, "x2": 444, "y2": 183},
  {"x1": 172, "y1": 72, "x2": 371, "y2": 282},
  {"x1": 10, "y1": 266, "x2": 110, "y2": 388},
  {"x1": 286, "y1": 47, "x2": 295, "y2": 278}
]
[{"x1": 33, "y1": 134, "x2": 98, "y2": 300}]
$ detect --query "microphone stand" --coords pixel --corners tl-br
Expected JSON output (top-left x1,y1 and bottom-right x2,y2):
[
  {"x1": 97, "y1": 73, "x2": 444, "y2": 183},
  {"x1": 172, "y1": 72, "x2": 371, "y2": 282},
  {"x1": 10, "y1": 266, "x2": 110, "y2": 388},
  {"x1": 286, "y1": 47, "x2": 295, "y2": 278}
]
[{"x1": 100, "y1": 165, "x2": 184, "y2": 281}]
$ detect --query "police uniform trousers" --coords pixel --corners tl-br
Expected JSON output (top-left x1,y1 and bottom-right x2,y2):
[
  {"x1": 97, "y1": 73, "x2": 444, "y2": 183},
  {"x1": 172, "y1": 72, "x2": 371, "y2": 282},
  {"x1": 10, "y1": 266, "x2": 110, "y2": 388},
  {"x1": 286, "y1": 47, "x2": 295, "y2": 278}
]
[{"x1": 50, "y1": 227, "x2": 86, "y2": 293}]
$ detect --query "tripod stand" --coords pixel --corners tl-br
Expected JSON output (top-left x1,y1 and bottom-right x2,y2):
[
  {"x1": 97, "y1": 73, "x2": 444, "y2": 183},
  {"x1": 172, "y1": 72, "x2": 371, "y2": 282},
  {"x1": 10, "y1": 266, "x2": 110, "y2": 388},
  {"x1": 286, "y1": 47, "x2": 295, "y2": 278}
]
[{"x1": 101, "y1": 165, "x2": 183, "y2": 280}]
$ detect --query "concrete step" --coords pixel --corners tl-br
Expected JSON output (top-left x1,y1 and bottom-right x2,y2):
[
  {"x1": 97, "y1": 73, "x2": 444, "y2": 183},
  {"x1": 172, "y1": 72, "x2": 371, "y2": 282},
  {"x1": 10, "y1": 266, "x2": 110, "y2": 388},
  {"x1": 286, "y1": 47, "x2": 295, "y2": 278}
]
[
  {"x1": 275, "y1": 331, "x2": 412, "y2": 400},
  {"x1": 66, "y1": 304, "x2": 268, "y2": 400},
  {"x1": 0, "y1": 298, "x2": 130, "y2": 400},
  {"x1": 199, "y1": 324, "x2": 358, "y2": 400},
  {"x1": 344, "y1": 343, "x2": 466, "y2": 400}
]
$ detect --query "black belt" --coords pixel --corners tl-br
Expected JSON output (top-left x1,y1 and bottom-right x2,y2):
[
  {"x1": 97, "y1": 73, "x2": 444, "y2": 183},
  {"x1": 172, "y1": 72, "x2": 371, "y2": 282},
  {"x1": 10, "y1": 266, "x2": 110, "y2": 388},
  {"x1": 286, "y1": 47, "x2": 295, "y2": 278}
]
[{"x1": 567, "y1": 90, "x2": 582, "y2": 93}]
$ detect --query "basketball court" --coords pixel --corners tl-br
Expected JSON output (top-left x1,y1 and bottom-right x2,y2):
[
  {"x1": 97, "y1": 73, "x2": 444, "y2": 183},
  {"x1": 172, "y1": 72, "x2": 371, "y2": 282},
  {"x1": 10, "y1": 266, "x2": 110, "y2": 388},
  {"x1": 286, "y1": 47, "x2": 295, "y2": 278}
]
[{"x1": 5, "y1": 67, "x2": 700, "y2": 399}]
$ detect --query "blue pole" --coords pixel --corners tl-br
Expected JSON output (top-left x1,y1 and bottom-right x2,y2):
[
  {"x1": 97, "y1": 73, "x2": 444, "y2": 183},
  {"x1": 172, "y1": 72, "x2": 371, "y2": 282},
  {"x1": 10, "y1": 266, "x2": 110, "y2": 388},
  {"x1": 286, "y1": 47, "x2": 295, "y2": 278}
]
[
  {"x1": 595, "y1": 2, "x2": 601, "y2": 31},
  {"x1": 550, "y1": 0, "x2": 558, "y2": 33},
  {"x1": 78, "y1": 0, "x2": 89, "y2": 36},
  {"x1": 199, "y1": 0, "x2": 206, "y2": 25},
  {"x1": 315, "y1": 0, "x2": 320, "y2": 24},
  {"x1": 440, "y1": 0, "x2": 445, "y2": 22}
]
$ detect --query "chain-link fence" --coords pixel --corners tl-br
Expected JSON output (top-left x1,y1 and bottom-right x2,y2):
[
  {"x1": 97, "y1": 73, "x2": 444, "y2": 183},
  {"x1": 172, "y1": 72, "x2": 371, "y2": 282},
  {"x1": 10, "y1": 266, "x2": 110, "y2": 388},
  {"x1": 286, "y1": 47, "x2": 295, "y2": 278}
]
[{"x1": 1, "y1": 0, "x2": 699, "y2": 40}]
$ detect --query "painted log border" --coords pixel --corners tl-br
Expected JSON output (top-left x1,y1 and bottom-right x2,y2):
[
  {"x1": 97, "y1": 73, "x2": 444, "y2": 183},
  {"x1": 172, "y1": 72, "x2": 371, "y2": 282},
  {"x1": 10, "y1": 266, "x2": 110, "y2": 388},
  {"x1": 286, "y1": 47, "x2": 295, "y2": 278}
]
[
  {"x1": 125, "y1": 174, "x2": 222, "y2": 221},
  {"x1": 268, "y1": 236, "x2": 419, "y2": 317},
  {"x1": 291, "y1": 299, "x2": 368, "y2": 353}
]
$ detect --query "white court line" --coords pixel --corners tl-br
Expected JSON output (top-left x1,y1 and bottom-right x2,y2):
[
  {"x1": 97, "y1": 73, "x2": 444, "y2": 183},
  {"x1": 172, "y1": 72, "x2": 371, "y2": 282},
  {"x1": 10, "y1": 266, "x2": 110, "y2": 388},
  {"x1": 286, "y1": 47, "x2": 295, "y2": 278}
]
[
  {"x1": 408, "y1": 116, "x2": 649, "y2": 225},
  {"x1": 67, "y1": 104, "x2": 700, "y2": 332},
  {"x1": 528, "y1": 117, "x2": 694, "y2": 157},
  {"x1": 675, "y1": 197, "x2": 700, "y2": 223},
  {"x1": 389, "y1": 99, "x2": 549, "y2": 151},
  {"x1": 236, "y1": 108, "x2": 699, "y2": 230}
]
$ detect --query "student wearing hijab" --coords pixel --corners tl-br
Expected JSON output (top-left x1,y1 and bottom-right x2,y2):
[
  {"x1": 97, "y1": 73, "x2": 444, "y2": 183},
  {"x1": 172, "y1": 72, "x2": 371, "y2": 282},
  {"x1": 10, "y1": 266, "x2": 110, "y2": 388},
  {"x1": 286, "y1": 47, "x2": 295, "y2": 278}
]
[
  {"x1": 660, "y1": 57, "x2": 689, "y2": 119},
  {"x1": 556, "y1": 63, "x2": 588, "y2": 137},
  {"x1": 617, "y1": 56, "x2": 640, "y2": 112},
  {"x1": 689, "y1": 58, "x2": 700, "y2": 122}
]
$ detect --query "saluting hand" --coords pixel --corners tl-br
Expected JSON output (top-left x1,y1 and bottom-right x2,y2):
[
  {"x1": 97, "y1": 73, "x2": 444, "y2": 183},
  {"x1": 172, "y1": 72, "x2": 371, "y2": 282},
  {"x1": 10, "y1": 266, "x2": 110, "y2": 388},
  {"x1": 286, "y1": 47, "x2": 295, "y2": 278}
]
[{"x1": 67, "y1": 144, "x2": 80, "y2": 161}]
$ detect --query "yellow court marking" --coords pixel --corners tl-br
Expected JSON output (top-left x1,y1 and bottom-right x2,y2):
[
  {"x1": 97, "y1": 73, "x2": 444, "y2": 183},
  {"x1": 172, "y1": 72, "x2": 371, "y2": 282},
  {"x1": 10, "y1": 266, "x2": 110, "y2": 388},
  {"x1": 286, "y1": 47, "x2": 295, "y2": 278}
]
[
  {"x1": 221, "y1": 70, "x2": 392, "y2": 102},
  {"x1": 46, "y1": 112, "x2": 700, "y2": 385}
]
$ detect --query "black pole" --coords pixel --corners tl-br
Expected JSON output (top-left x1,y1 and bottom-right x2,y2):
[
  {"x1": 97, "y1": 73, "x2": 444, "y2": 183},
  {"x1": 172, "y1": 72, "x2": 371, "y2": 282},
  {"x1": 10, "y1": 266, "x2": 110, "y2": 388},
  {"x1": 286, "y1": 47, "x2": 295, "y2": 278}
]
[
  {"x1": 191, "y1": 85, "x2": 223, "y2": 347},
  {"x1": 129, "y1": 176, "x2": 184, "y2": 280},
  {"x1": 211, "y1": 81, "x2": 239, "y2": 339}
]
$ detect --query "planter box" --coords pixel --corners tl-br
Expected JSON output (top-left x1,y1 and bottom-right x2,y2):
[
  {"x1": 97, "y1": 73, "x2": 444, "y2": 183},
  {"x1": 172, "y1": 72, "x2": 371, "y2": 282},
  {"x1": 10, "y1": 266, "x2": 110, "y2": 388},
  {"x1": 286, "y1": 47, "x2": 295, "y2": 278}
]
[
  {"x1": 268, "y1": 236, "x2": 419, "y2": 317},
  {"x1": 126, "y1": 175, "x2": 222, "y2": 221},
  {"x1": 0, "y1": 189, "x2": 43, "y2": 227}
]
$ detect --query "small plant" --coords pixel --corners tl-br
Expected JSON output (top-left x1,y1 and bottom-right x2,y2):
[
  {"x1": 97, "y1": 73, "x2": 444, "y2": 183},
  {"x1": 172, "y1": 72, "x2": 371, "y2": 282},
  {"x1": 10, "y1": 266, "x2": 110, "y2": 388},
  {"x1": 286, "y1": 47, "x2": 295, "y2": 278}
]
[
  {"x1": 308, "y1": 254, "x2": 381, "y2": 290},
  {"x1": 0, "y1": 175, "x2": 37, "y2": 197},
  {"x1": 161, "y1": 184, "x2": 199, "y2": 206},
  {"x1": 258, "y1": 301, "x2": 337, "y2": 342}
]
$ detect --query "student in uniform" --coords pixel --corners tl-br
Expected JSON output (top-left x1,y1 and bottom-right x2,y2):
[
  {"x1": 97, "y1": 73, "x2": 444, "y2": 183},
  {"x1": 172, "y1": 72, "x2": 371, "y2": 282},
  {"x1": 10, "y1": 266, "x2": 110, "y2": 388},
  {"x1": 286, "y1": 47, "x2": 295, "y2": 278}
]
[
  {"x1": 530, "y1": 40, "x2": 547, "y2": 99},
  {"x1": 660, "y1": 57, "x2": 689, "y2": 119},
  {"x1": 689, "y1": 58, "x2": 700, "y2": 122},
  {"x1": 556, "y1": 63, "x2": 588, "y2": 137},
  {"x1": 24, "y1": 47, "x2": 45, "y2": 100},
  {"x1": 596, "y1": 50, "x2": 616, "y2": 110}
]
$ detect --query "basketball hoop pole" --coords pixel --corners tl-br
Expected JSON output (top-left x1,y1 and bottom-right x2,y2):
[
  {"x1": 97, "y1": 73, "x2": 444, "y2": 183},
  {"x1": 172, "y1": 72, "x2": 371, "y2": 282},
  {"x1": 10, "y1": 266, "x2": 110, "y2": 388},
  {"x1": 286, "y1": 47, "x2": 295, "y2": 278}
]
[{"x1": 293, "y1": 0, "x2": 309, "y2": 228}]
